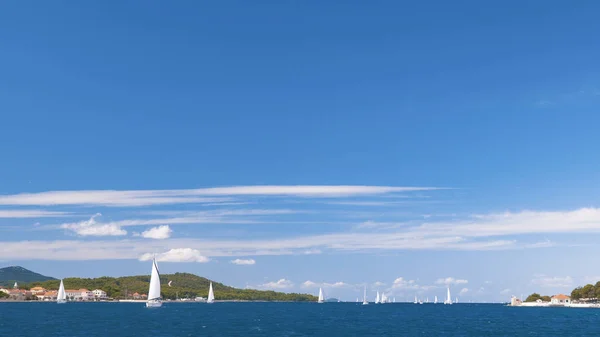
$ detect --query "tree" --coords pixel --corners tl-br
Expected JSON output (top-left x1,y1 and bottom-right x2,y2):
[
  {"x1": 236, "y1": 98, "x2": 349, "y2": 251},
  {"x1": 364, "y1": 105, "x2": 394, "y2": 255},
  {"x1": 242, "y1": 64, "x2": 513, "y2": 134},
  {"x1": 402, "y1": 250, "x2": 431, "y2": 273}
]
[{"x1": 525, "y1": 293, "x2": 542, "y2": 302}]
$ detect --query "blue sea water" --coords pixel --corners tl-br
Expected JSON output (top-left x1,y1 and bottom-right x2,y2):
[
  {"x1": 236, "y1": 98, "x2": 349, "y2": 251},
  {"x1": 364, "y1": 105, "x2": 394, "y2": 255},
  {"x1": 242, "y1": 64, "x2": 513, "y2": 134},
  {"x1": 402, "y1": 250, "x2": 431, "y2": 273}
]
[{"x1": 2, "y1": 302, "x2": 600, "y2": 336}]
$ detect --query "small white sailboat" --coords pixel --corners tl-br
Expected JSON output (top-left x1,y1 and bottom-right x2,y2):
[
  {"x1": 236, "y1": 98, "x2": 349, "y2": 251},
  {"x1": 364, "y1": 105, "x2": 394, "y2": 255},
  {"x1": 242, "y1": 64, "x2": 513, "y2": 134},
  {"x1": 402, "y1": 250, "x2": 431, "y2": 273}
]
[
  {"x1": 57, "y1": 279, "x2": 67, "y2": 304},
  {"x1": 356, "y1": 297, "x2": 359, "y2": 303},
  {"x1": 317, "y1": 287, "x2": 324, "y2": 304},
  {"x1": 207, "y1": 282, "x2": 215, "y2": 304},
  {"x1": 375, "y1": 291, "x2": 380, "y2": 304},
  {"x1": 146, "y1": 258, "x2": 162, "y2": 308},
  {"x1": 414, "y1": 295, "x2": 418, "y2": 304},
  {"x1": 455, "y1": 297, "x2": 458, "y2": 304},
  {"x1": 444, "y1": 287, "x2": 452, "y2": 305},
  {"x1": 393, "y1": 297, "x2": 396, "y2": 303},
  {"x1": 381, "y1": 293, "x2": 388, "y2": 304},
  {"x1": 362, "y1": 286, "x2": 368, "y2": 305},
  {"x1": 434, "y1": 295, "x2": 438, "y2": 304}
]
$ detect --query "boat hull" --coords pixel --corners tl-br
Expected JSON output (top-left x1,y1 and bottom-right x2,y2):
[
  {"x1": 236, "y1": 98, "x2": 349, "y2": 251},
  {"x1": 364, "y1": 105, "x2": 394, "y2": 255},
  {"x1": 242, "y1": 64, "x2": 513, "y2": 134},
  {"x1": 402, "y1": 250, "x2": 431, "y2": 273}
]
[
  {"x1": 57, "y1": 300, "x2": 67, "y2": 304},
  {"x1": 146, "y1": 300, "x2": 163, "y2": 308}
]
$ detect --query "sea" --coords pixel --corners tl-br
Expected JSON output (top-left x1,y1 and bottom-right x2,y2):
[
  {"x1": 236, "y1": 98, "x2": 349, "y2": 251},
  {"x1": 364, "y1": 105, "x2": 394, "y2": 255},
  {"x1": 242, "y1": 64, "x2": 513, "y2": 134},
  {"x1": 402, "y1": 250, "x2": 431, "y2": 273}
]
[{"x1": 2, "y1": 302, "x2": 600, "y2": 336}]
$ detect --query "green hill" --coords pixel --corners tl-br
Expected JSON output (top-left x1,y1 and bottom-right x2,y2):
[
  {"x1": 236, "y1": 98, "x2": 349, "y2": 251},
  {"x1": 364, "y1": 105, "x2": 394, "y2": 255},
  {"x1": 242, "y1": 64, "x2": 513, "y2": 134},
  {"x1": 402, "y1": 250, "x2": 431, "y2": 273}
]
[
  {"x1": 0, "y1": 266, "x2": 56, "y2": 287},
  {"x1": 27, "y1": 272, "x2": 316, "y2": 302}
]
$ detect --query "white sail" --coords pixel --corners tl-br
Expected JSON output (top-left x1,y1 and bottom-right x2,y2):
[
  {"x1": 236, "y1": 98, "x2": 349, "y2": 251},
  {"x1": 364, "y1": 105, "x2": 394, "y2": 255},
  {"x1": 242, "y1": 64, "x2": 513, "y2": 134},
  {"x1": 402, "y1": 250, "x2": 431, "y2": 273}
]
[
  {"x1": 434, "y1": 295, "x2": 438, "y2": 304},
  {"x1": 207, "y1": 282, "x2": 215, "y2": 303},
  {"x1": 362, "y1": 286, "x2": 368, "y2": 305},
  {"x1": 455, "y1": 297, "x2": 458, "y2": 304},
  {"x1": 317, "y1": 287, "x2": 324, "y2": 303},
  {"x1": 146, "y1": 258, "x2": 162, "y2": 308},
  {"x1": 426, "y1": 297, "x2": 429, "y2": 303},
  {"x1": 414, "y1": 295, "x2": 418, "y2": 304},
  {"x1": 375, "y1": 291, "x2": 380, "y2": 304},
  {"x1": 393, "y1": 297, "x2": 396, "y2": 303},
  {"x1": 382, "y1": 293, "x2": 388, "y2": 304},
  {"x1": 445, "y1": 287, "x2": 452, "y2": 305},
  {"x1": 57, "y1": 279, "x2": 66, "y2": 303}
]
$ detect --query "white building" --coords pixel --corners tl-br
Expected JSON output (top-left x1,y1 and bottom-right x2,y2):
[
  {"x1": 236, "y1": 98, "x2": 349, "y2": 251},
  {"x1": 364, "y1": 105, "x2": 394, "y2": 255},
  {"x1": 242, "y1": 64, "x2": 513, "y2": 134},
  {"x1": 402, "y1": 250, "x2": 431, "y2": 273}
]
[
  {"x1": 93, "y1": 289, "x2": 108, "y2": 299},
  {"x1": 551, "y1": 294, "x2": 571, "y2": 305},
  {"x1": 66, "y1": 289, "x2": 95, "y2": 301}
]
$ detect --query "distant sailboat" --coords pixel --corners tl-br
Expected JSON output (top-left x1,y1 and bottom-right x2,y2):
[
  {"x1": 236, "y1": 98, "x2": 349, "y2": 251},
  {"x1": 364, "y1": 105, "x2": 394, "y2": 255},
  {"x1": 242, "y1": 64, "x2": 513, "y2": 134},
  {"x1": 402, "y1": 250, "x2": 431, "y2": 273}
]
[
  {"x1": 414, "y1": 295, "x2": 418, "y2": 304},
  {"x1": 434, "y1": 295, "x2": 438, "y2": 304},
  {"x1": 375, "y1": 291, "x2": 380, "y2": 304},
  {"x1": 381, "y1": 293, "x2": 388, "y2": 304},
  {"x1": 207, "y1": 282, "x2": 215, "y2": 304},
  {"x1": 444, "y1": 287, "x2": 452, "y2": 305},
  {"x1": 57, "y1": 279, "x2": 66, "y2": 304},
  {"x1": 455, "y1": 297, "x2": 458, "y2": 304},
  {"x1": 356, "y1": 297, "x2": 359, "y2": 303},
  {"x1": 393, "y1": 297, "x2": 396, "y2": 303},
  {"x1": 426, "y1": 297, "x2": 429, "y2": 304},
  {"x1": 362, "y1": 286, "x2": 369, "y2": 305},
  {"x1": 318, "y1": 288, "x2": 324, "y2": 304},
  {"x1": 146, "y1": 258, "x2": 162, "y2": 308}
]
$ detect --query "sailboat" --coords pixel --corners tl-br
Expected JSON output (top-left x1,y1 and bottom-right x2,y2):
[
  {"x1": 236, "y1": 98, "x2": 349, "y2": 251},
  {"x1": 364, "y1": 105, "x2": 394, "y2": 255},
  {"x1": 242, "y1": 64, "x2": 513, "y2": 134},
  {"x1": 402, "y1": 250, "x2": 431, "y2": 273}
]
[
  {"x1": 317, "y1": 287, "x2": 324, "y2": 303},
  {"x1": 426, "y1": 297, "x2": 429, "y2": 304},
  {"x1": 57, "y1": 279, "x2": 66, "y2": 304},
  {"x1": 444, "y1": 287, "x2": 452, "y2": 305},
  {"x1": 414, "y1": 295, "x2": 418, "y2": 304},
  {"x1": 455, "y1": 297, "x2": 458, "y2": 304},
  {"x1": 434, "y1": 295, "x2": 438, "y2": 304},
  {"x1": 381, "y1": 293, "x2": 388, "y2": 304},
  {"x1": 146, "y1": 258, "x2": 162, "y2": 308},
  {"x1": 362, "y1": 286, "x2": 368, "y2": 305},
  {"x1": 356, "y1": 298, "x2": 359, "y2": 303},
  {"x1": 393, "y1": 297, "x2": 396, "y2": 303},
  {"x1": 207, "y1": 282, "x2": 215, "y2": 304},
  {"x1": 375, "y1": 291, "x2": 380, "y2": 304}
]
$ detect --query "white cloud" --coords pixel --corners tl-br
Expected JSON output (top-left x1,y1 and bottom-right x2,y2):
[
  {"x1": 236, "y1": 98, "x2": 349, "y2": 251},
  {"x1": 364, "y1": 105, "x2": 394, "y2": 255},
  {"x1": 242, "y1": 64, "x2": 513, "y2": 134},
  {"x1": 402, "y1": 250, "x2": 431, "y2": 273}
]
[
  {"x1": 302, "y1": 281, "x2": 318, "y2": 288},
  {"x1": 530, "y1": 275, "x2": 573, "y2": 288},
  {"x1": 459, "y1": 288, "x2": 469, "y2": 295},
  {"x1": 230, "y1": 258, "x2": 256, "y2": 265},
  {"x1": 301, "y1": 280, "x2": 350, "y2": 288},
  {"x1": 0, "y1": 185, "x2": 438, "y2": 207},
  {"x1": 61, "y1": 213, "x2": 127, "y2": 237},
  {"x1": 0, "y1": 210, "x2": 70, "y2": 218},
  {"x1": 257, "y1": 279, "x2": 294, "y2": 290},
  {"x1": 500, "y1": 288, "x2": 511, "y2": 295},
  {"x1": 139, "y1": 248, "x2": 210, "y2": 263},
  {"x1": 139, "y1": 225, "x2": 172, "y2": 239},
  {"x1": 435, "y1": 277, "x2": 468, "y2": 285},
  {"x1": 391, "y1": 277, "x2": 419, "y2": 289},
  {"x1": 373, "y1": 281, "x2": 386, "y2": 287}
]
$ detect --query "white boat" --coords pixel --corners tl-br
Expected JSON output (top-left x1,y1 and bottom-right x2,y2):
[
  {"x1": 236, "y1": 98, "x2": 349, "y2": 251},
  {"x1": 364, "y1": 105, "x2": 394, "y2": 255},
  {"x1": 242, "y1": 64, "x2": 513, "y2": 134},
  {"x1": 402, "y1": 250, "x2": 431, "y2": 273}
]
[
  {"x1": 207, "y1": 282, "x2": 215, "y2": 304},
  {"x1": 393, "y1": 297, "x2": 396, "y2": 303},
  {"x1": 362, "y1": 286, "x2": 368, "y2": 305},
  {"x1": 444, "y1": 287, "x2": 452, "y2": 305},
  {"x1": 57, "y1": 279, "x2": 67, "y2": 304},
  {"x1": 434, "y1": 295, "x2": 438, "y2": 304},
  {"x1": 426, "y1": 297, "x2": 429, "y2": 304},
  {"x1": 146, "y1": 258, "x2": 162, "y2": 308},
  {"x1": 375, "y1": 291, "x2": 380, "y2": 304},
  {"x1": 414, "y1": 295, "x2": 418, "y2": 304},
  {"x1": 356, "y1": 297, "x2": 359, "y2": 303},
  {"x1": 381, "y1": 293, "x2": 388, "y2": 304},
  {"x1": 318, "y1": 287, "x2": 324, "y2": 303},
  {"x1": 455, "y1": 297, "x2": 458, "y2": 304}
]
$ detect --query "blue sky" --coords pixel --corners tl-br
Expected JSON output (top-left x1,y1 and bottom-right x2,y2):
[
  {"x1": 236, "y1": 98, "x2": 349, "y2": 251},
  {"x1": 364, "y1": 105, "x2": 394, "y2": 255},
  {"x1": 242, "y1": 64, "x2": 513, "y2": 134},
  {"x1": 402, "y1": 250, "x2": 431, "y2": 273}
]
[{"x1": 1, "y1": 0, "x2": 600, "y2": 302}]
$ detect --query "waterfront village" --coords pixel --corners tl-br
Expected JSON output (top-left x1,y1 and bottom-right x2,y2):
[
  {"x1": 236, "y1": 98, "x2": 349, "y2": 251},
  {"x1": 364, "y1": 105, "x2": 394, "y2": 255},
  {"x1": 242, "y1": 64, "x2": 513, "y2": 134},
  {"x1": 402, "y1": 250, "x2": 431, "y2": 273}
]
[
  {"x1": 509, "y1": 294, "x2": 600, "y2": 308},
  {"x1": 0, "y1": 282, "x2": 146, "y2": 302}
]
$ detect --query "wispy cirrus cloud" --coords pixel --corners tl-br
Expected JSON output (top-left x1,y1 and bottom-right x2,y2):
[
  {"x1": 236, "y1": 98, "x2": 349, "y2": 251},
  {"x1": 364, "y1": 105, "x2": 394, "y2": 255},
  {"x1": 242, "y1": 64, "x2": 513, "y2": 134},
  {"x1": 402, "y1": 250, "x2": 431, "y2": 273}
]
[
  {"x1": 530, "y1": 274, "x2": 573, "y2": 288},
  {"x1": 0, "y1": 185, "x2": 441, "y2": 207},
  {"x1": 230, "y1": 258, "x2": 256, "y2": 265},
  {"x1": 301, "y1": 280, "x2": 351, "y2": 288},
  {"x1": 0, "y1": 210, "x2": 71, "y2": 218},
  {"x1": 435, "y1": 277, "x2": 468, "y2": 285}
]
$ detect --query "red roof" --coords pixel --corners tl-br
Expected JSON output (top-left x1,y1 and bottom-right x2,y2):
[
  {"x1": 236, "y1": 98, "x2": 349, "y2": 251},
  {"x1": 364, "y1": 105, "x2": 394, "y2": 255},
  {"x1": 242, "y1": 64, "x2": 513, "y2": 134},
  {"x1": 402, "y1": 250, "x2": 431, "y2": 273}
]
[{"x1": 552, "y1": 294, "x2": 570, "y2": 300}]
